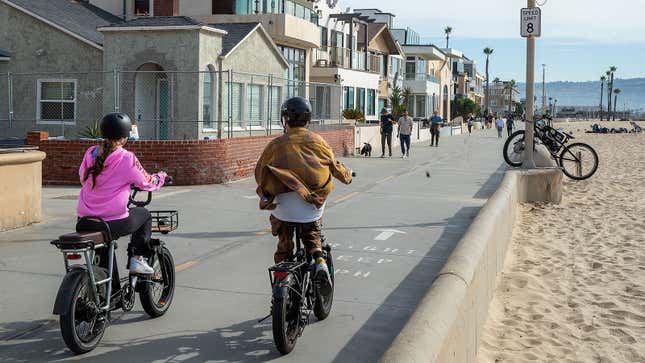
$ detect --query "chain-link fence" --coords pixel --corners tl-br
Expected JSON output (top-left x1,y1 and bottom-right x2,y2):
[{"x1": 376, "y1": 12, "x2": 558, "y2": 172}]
[{"x1": 1, "y1": 70, "x2": 344, "y2": 140}]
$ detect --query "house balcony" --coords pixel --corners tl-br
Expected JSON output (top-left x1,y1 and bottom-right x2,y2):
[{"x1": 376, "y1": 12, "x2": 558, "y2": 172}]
[
  {"x1": 313, "y1": 46, "x2": 381, "y2": 73},
  {"x1": 195, "y1": 13, "x2": 320, "y2": 49},
  {"x1": 403, "y1": 73, "x2": 440, "y2": 95}
]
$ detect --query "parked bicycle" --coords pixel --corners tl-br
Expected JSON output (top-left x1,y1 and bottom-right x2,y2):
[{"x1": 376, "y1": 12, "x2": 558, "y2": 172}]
[
  {"x1": 51, "y1": 181, "x2": 178, "y2": 354},
  {"x1": 503, "y1": 116, "x2": 599, "y2": 180}
]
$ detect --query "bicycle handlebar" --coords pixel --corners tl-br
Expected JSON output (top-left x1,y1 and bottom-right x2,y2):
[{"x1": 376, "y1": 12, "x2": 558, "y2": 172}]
[{"x1": 128, "y1": 175, "x2": 173, "y2": 208}]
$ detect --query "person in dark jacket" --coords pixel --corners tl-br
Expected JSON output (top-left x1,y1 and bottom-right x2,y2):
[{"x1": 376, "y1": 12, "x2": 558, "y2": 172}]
[
  {"x1": 379, "y1": 108, "x2": 395, "y2": 157},
  {"x1": 506, "y1": 116, "x2": 515, "y2": 137}
]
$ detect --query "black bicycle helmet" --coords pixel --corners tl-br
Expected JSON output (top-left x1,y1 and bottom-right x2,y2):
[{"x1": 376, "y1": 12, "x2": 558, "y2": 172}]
[
  {"x1": 100, "y1": 112, "x2": 132, "y2": 139},
  {"x1": 281, "y1": 96, "x2": 312, "y2": 125}
]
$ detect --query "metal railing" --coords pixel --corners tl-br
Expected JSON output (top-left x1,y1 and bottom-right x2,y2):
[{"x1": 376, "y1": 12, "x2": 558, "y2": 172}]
[
  {"x1": 404, "y1": 73, "x2": 439, "y2": 83},
  {"x1": 313, "y1": 46, "x2": 381, "y2": 73}
]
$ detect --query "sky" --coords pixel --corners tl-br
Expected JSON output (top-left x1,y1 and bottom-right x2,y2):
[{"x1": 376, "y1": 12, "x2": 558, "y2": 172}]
[{"x1": 342, "y1": 0, "x2": 645, "y2": 82}]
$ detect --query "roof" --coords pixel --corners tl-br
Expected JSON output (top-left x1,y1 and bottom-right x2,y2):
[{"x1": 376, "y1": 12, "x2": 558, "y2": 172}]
[
  {"x1": 358, "y1": 23, "x2": 402, "y2": 55},
  {"x1": 211, "y1": 22, "x2": 259, "y2": 57},
  {"x1": 0, "y1": 48, "x2": 10, "y2": 58},
  {"x1": 212, "y1": 22, "x2": 288, "y2": 68},
  {"x1": 2, "y1": 0, "x2": 123, "y2": 47},
  {"x1": 100, "y1": 16, "x2": 202, "y2": 28}
]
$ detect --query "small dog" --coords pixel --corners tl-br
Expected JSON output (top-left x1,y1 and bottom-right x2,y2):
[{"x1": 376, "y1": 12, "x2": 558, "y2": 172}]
[{"x1": 360, "y1": 142, "x2": 372, "y2": 157}]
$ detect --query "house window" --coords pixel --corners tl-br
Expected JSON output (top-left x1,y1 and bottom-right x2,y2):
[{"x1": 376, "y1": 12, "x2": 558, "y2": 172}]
[
  {"x1": 280, "y1": 46, "x2": 306, "y2": 96},
  {"x1": 406, "y1": 56, "x2": 416, "y2": 78},
  {"x1": 247, "y1": 84, "x2": 263, "y2": 126},
  {"x1": 269, "y1": 86, "x2": 282, "y2": 125},
  {"x1": 37, "y1": 80, "x2": 76, "y2": 124},
  {"x1": 343, "y1": 86, "x2": 355, "y2": 110},
  {"x1": 320, "y1": 26, "x2": 328, "y2": 50},
  {"x1": 357, "y1": 88, "x2": 366, "y2": 115},
  {"x1": 203, "y1": 70, "x2": 213, "y2": 128},
  {"x1": 367, "y1": 89, "x2": 376, "y2": 116},
  {"x1": 235, "y1": 0, "x2": 253, "y2": 14},
  {"x1": 224, "y1": 82, "x2": 243, "y2": 127},
  {"x1": 415, "y1": 95, "x2": 426, "y2": 118},
  {"x1": 134, "y1": 0, "x2": 151, "y2": 16}
]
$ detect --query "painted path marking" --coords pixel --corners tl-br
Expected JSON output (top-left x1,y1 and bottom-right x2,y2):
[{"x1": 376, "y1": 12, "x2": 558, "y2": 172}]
[{"x1": 373, "y1": 229, "x2": 406, "y2": 241}]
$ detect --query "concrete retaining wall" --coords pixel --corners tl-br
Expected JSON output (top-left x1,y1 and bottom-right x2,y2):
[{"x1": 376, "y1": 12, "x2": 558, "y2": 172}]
[
  {"x1": 0, "y1": 150, "x2": 46, "y2": 231},
  {"x1": 381, "y1": 168, "x2": 563, "y2": 363}
]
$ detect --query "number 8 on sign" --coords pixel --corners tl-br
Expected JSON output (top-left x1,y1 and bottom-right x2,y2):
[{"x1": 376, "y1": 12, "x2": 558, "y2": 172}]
[{"x1": 521, "y1": 7, "x2": 541, "y2": 38}]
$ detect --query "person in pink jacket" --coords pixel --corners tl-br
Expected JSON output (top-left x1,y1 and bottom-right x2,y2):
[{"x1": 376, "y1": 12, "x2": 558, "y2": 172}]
[{"x1": 76, "y1": 113, "x2": 166, "y2": 274}]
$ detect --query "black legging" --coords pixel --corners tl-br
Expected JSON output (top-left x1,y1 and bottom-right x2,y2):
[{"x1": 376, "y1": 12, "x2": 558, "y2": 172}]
[
  {"x1": 76, "y1": 207, "x2": 152, "y2": 256},
  {"x1": 507, "y1": 127, "x2": 513, "y2": 137}
]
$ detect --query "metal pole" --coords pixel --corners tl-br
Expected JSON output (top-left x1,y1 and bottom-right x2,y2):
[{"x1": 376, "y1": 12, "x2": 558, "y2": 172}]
[
  {"x1": 523, "y1": 0, "x2": 537, "y2": 169},
  {"x1": 268, "y1": 74, "x2": 273, "y2": 136},
  {"x1": 228, "y1": 69, "x2": 233, "y2": 139},
  {"x1": 170, "y1": 73, "x2": 175, "y2": 139},
  {"x1": 217, "y1": 67, "x2": 223, "y2": 139},
  {"x1": 113, "y1": 69, "x2": 120, "y2": 112},
  {"x1": 7, "y1": 72, "x2": 13, "y2": 128}
]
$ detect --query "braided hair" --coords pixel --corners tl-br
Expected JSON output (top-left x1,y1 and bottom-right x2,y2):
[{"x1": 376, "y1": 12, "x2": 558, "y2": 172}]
[{"x1": 83, "y1": 138, "x2": 120, "y2": 188}]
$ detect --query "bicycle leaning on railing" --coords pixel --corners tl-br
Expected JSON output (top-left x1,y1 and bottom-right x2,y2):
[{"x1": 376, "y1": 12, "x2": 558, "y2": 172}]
[{"x1": 503, "y1": 116, "x2": 599, "y2": 180}]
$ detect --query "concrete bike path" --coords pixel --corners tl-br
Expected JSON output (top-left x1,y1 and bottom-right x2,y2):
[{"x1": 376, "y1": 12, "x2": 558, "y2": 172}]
[{"x1": 0, "y1": 128, "x2": 506, "y2": 362}]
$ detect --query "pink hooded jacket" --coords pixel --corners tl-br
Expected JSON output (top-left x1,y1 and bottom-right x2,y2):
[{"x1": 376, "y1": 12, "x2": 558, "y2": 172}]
[{"x1": 77, "y1": 146, "x2": 166, "y2": 221}]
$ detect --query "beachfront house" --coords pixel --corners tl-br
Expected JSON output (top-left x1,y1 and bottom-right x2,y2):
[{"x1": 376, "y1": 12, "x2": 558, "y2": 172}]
[
  {"x1": 489, "y1": 81, "x2": 520, "y2": 116},
  {"x1": 0, "y1": 0, "x2": 290, "y2": 139}
]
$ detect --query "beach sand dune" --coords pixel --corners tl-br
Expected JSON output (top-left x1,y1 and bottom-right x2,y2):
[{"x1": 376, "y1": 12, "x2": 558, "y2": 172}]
[{"x1": 479, "y1": 122, "x2": 645, "y2": 362}]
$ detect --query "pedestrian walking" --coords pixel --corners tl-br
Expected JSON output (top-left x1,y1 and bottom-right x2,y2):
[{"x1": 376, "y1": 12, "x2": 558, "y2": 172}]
[
  {"x1": 467, "y1": 115, "x2": 474, "y2": 135},
  {"x1": 495, "y1": 116, "x2": 504, "y2": 138},
  {"x1": 430, "y1": 110, "x2": 442, "y2": 147},
  {"x1": 379, "y1": 108, "x2": 394, "y2": 157},
  {"x1": 506, "y1": 116, "x2": 515, "y2": 137},
  {"x1": 397, "y1": 110, "x2": 413, "y2": 158}
]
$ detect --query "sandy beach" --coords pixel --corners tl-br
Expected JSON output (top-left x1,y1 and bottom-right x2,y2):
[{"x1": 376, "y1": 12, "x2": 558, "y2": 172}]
[{"x1": 478, "y1": 121, "x2": 645, "y2": 362}]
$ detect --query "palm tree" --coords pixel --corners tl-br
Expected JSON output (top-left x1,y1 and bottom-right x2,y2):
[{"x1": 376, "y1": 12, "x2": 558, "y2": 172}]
[
  {"x1": 613, "y1": 88, "x2": 621, "y2": 121},
  {"x1": 607, "y1": 66, "x2": 617, "y2": 120},
  {"x1": 505, "y1": 80, "x2": 517, "y2": 116},
  {"x1": 599, "y1": 75, "x2": 606, "y2": 120},
  {"x1": 444, "y1": 26, "x2": 453, "y2": 48},
  {"x1": 483, "y1": 47, "x2": 494, "y2": 115},
  {"x1": 493, "y1": 77, "x2": 501, "y2": 84}
]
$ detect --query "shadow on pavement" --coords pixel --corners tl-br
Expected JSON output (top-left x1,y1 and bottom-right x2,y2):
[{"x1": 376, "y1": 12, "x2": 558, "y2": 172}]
[
  {"x1": 332, "y1": 206, "x2": 483, "y2": 363},
  {"x1": 473, "y1": 163, "x2": 506, "y2": 200},
  {"x1": 0, "y1": 317, "x2": 280, "y2": 362}
]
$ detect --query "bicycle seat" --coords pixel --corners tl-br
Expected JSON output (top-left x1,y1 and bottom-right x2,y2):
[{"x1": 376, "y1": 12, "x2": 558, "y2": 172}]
[{"x1": 53, "y1": 231, "x2": 108, "y2": 250}]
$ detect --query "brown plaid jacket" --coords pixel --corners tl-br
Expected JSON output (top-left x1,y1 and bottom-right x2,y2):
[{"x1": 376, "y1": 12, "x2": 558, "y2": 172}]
[{"x1": 255, "y1": 127, "x2": 352, "y2": 210}]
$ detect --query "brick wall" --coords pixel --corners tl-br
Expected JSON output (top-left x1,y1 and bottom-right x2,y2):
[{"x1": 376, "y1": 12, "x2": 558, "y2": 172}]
[{"x1": 27, "y1": 128, "x2": 354, "y2": 185}]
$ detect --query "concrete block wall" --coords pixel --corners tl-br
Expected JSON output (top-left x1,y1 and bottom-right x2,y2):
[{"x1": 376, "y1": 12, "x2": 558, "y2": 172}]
[
  {"x1": 26, "y1": 127, "x2": 354, "y2": 185},
  {"x1": 381, "y1": 168, "x2": 563, "y2": 363}
]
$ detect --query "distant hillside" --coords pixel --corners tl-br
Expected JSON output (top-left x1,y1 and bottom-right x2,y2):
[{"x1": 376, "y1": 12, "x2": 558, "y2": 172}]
[{"x1": 516, "y1": 78, "x2": 645, "y2": 111}]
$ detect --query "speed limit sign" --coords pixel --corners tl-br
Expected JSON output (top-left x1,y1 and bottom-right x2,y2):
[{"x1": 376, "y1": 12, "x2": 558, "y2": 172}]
[{"x1": 521, "y1": 7, "x2": 541, "y2": 37}]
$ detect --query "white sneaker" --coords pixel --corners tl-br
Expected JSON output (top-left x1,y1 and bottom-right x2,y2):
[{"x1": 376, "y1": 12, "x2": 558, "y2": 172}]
[
  {"x1": 129, "y1": 256, "x2": 154, "y2": 275},
  {"x1": 401, "y1": 155, "x2": 405, "y2": 158}
]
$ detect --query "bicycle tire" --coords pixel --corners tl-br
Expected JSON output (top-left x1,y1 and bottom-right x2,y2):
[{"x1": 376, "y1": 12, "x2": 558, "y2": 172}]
[
  {"x1": 272, "y1": 285, "x2": 299, "y2": 355},
  {"x1": 140, "y1": 246, "x2": 175, "y2": 317},
  {"x1": 559, "y1": 142, "x2": 599, "y2": 180},
  {"x1": 59, "y1": 274, "x2": 106, "y2": 354},
  {"x1": 314, "y1": 251, "x2": 334, "y2": 321},
  {"x1": 503, "y1": 130, "x2": 526, "y2": 167}
]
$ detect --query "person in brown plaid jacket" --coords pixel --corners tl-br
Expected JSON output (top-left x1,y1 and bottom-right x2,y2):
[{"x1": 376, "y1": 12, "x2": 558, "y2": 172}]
[{"x1": 255, "y1": 97, "x2": 353, "y2": 290}]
